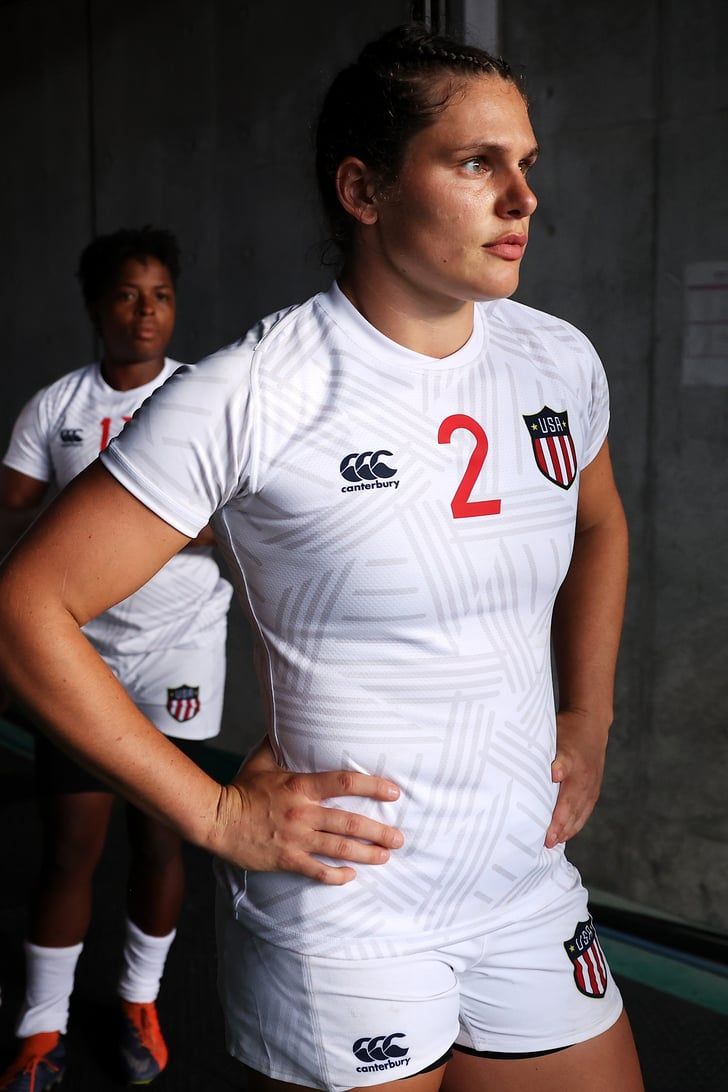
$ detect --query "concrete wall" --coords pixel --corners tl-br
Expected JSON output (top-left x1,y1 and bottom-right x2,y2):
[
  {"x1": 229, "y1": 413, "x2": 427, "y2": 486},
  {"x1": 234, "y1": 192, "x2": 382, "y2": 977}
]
[
  {"x1": 1, "y1": 0, "x2": 726, "y2": 929},
  {"x1": 501, "y1": 0, "x2": 728, "y2": 929}
]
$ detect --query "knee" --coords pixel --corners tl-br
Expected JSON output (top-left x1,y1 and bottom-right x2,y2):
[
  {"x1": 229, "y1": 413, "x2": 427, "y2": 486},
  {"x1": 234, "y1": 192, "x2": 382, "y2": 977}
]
[
  {"x1": 129, "y1": 828, "x2": 183, "y2": 873},
  {"x1": 42, "y1": 825, "x2": 106, "y2": 881}
]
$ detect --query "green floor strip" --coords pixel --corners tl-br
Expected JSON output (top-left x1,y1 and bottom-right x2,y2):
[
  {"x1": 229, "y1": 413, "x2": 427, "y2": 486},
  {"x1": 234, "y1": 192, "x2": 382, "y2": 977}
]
[
  {"x1": 0, "y1": 716, "x2": 34, "y2": 759},
  {"x1": 601, "y1": 934, "x2": 728, "y2": 1016}
]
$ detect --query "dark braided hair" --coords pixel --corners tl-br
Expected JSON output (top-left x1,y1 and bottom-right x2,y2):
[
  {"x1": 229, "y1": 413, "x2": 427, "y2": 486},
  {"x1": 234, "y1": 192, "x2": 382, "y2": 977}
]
[
  {"x1": 316, "y1": 23, "x2": 518, "y2": 254},
  {"x1": 77, "y1": 226, "x2": 180, "y2": 306}
]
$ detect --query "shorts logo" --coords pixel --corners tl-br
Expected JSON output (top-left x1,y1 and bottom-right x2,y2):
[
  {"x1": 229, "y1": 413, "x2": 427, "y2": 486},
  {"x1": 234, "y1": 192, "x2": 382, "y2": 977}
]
[
  {"x1": 166, "y1": 685, "x2": 200, "y2": 722},
  {"x1": 339, "y1": 450, "x2": 400, "y2": 495},
  {"x1": 353, "y1": 1033, "x2": 410, "y2": 1074},
  {"x1": 60, "y1": 428, "x2": 83, "y2": 444},
  {"x1": 523, "y1": 406, "x2": 577, "y2": 490},
  {"x1": 563, "y1": 917, "x2": 608, "y2": 998}
]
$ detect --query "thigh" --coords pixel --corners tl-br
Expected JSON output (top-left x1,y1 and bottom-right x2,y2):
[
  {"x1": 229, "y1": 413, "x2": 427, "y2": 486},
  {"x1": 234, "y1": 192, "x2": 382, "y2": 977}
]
[
  {"x1": 38, "y1": 789, "x2": 114, "y2": 865},
  {"x1": 442, "y1": 1010, "x2": 642, "y2": 1092},
  {"x1": 215, "y1": 892, "x2": 459, "y2": 1092},
  {"x1": 455, "y1": 882, "x2": 624, "y2": 1057},
  {"x1": 35, "y1": 731, "x2": 108, "y2": 795},
  {"x1": 121, "y1": 639, "x2": 226, "y2": 741}
]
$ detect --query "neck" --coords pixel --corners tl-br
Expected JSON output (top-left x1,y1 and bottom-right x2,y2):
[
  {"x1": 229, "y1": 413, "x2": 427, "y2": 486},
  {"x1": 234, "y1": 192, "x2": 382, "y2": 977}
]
[
  {"x1": 338, "y1": 252, "x2": 474, "y2": 360},
  {"x1": 100, "y1": 355, "x2": 166, "y2": 392}
]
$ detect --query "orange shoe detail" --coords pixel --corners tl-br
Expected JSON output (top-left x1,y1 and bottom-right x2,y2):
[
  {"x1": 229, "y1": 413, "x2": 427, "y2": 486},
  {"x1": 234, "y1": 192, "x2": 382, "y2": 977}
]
[
  {"x1": 119, "y1": 1001, "x2": 168, "y2": 1084},
  {"x1": 0, "y1": 1032, "x2": 65, "y2": 1092}
]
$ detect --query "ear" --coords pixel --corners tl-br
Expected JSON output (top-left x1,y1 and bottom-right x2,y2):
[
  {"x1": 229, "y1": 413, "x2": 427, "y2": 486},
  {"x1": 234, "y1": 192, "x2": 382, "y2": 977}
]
[{"x1": 335, "y1": 156, "x2": 382, "y2": 227}]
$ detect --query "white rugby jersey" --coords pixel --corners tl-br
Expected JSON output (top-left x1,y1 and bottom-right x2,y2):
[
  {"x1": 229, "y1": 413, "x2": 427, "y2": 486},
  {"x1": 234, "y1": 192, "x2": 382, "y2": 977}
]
[
  {"x1": 101, "y1": 284, "x2": 610, "y2": 958},
  {"x1": 4, "y1": 359, "x2": 232, "y2": 656}
]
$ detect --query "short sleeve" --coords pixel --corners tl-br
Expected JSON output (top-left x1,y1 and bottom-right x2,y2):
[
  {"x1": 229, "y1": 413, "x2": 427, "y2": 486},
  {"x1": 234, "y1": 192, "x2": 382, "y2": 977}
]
[
  {"x1": 581, "y1": 342, "x2": 610, "y2": 468},
  {"x1": 100, "y1": 342, "x2": 256, "y2": 538},
  {"x1": 3, "y1": 389, "x2": 53, "y2": 483}
]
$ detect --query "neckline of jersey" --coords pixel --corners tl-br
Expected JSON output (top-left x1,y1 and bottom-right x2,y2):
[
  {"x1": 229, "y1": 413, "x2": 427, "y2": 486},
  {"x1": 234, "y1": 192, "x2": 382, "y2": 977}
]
[
  {"x1": 316, "y1": 281, "x2": 491, "y2": 372},
  {"x1": 91, "y1": 358, "x2": 177, "y2": 398}
]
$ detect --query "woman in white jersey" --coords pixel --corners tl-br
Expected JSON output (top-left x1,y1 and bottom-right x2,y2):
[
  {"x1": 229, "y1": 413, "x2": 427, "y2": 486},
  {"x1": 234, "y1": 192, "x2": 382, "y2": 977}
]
[
  {"x1": 0, "y1": 26, "x2": 643, "y2": 1092},
  {"x1": 0, "y1": 228, "x2": 236, "y2": 1089}
]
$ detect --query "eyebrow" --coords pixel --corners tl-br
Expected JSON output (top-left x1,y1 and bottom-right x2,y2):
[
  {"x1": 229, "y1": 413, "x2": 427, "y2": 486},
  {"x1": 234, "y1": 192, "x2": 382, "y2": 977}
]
[
  {"x1": 117, "y1": 282, "x2": 172, "y2": 289},
  {"x1": 452, "y1": 142, "x2": 540, "y2": 160}
]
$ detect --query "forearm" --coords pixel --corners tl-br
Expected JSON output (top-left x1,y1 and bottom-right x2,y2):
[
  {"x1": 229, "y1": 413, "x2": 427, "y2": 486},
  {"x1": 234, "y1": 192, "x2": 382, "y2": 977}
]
[{"x1": 552, "y1": 505, "x2": 628, "y2": 727}]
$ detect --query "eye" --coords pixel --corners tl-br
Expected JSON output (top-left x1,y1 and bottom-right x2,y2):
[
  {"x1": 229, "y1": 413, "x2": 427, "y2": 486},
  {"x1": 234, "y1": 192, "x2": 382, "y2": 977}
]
[
  {"x1": 462, "y1": 157, "x2": 487, "y2": 174},
  {"x1": 519, "y1": 158, "x2": 537, "y2": 176}
]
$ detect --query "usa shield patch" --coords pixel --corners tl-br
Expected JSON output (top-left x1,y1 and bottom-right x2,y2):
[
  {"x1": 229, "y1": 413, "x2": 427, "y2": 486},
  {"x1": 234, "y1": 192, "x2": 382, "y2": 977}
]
[
  {"x1": 523, "y1": 406, "x2": 577, "y2": 489},
  {"x1": 563, "y1": 917, "x2": 608, "y2": 998},
  {"x1": 166, "y1": 685, "x2": 200, "y2": 723}
]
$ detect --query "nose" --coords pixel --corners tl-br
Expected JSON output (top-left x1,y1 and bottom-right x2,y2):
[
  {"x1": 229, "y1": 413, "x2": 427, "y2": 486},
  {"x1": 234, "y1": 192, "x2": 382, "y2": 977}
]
[
  {"x1": 137, "y1": 292, "x2": 155, "y2": 315},
  {"x1": 496, "y1": 170, "x2": 538, "y2": 220}
]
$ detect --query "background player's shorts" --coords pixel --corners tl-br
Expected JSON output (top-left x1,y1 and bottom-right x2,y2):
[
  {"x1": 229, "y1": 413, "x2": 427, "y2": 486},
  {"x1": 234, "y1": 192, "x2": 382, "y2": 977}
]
[
  {"x1": 104, "y1": 634, "x2": 226, "y2": 742},
  {"x1": 216, "y1": 880, "x2": 622, "y2": 1092},
  {"x1": 32, "y1": 633, "x2": 226, "y2": 794}
]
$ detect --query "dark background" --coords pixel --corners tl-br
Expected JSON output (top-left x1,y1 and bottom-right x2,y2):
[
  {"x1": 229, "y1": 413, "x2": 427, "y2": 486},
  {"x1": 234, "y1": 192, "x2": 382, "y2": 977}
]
[{"x1": 1, "y1": 0, "x2": 726, "y2": 934}]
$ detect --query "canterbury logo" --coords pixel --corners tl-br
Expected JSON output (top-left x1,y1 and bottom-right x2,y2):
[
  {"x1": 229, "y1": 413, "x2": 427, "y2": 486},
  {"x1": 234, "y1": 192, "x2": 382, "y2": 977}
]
[
  {"x1": 60, "y1": 428, "x2": 83, "y2": 443},
  {"x1": 352, "y1": 1032, "x2": 411, "y2": 1074},
  {"x1": 340, "y1": 450, "x2": 397, "y2": 483}
]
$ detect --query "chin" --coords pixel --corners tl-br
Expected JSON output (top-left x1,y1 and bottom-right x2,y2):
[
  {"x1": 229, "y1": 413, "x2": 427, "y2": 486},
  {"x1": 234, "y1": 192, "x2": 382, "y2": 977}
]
[
  {"x1": 473, "y1": 273, "x2": 521, "y2": 302},
  {"x1": 467, "y1": 284, "x2": 519, "y2": 304}
]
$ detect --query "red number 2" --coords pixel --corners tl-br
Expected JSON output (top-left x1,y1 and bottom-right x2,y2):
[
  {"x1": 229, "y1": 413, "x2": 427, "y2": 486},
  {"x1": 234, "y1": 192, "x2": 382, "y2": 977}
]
[{"x1": 438, "y1": 414, "x2": 502, "y2": 519}]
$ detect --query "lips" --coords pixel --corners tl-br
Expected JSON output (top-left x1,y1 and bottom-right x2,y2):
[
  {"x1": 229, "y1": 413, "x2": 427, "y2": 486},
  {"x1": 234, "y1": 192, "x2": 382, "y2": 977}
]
[
  {"x1": 134, "y1": 325, "x2": 158, "y2": 339},
  {"x1": 483, "y1": 234, "x2": 527, "y2": 261}
]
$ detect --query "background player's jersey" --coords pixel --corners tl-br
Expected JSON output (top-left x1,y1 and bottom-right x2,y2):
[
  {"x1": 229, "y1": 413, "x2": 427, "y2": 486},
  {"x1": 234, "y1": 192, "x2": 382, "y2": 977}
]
[
  {"x1": 100, "y1": 284, "x2": 610, "y2": 958},
  {"x1": 4, "y1": 359, "x2": 232, "y2": 656}
]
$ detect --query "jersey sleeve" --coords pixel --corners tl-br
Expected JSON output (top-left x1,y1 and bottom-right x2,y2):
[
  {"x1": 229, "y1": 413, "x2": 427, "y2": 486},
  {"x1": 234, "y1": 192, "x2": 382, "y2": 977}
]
[
  {"x1": 581, "y1": 340, "x2": 610, "y2": 468},
  {"x1": 100, "y1": 341, "x2": 257, "y2": 538},
  {"x1": 2, "y1": 388, "x2": 53, "y2": 483}
]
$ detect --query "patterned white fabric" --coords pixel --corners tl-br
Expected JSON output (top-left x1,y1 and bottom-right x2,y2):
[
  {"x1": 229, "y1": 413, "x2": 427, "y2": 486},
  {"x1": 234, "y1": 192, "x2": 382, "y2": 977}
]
[
  {"x1": 101, "y1": 284, "x2": 610, "y2": 957},
  {"x1": 4, "y1": 359, "x2": 232, "y2": 659},
  {"x1": 217, "y1": 880, "x2": 623, "y2": 1091}
]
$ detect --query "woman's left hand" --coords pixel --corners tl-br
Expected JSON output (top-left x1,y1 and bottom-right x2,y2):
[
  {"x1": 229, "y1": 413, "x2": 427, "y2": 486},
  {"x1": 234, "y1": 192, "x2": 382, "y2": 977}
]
[{"x1": 545, "y1": 710, "x2": 609, "y2": 848}]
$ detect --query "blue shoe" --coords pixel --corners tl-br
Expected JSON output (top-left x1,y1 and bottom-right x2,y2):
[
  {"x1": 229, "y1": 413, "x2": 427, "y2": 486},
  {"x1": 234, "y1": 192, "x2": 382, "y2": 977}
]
[
  {"x1": 119, "y1": 1001, "x2": 168, "y2": 1085},
  {"x1": 0, "y1": 1033, "x2": 65, "y2": 1091}
]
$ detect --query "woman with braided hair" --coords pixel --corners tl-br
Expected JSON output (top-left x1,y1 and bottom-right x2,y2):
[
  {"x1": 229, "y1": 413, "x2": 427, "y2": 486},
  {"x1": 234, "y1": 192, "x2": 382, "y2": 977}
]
[{"x1": 0, "y1": 23, "x2": 642, "y2": 1092}]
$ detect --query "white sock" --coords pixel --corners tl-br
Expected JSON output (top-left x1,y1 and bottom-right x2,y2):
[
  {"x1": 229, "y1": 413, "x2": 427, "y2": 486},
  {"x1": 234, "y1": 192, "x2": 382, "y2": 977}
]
[
  {"x1": 16, "y1": 940, "x2": 83, "y2": 1037},
  {"x1": 117, "y1": 918, "x2": 176, "y2": 1003}
]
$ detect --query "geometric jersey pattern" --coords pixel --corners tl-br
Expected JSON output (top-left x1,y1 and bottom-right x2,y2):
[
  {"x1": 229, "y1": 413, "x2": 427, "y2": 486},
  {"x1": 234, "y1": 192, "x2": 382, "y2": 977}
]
[
  {"x1": 102, "y1": 284, "x2": 610, "y2": 958},
  {"x1": 3, "y1": 359, "x2": 231, "y2": 656}
]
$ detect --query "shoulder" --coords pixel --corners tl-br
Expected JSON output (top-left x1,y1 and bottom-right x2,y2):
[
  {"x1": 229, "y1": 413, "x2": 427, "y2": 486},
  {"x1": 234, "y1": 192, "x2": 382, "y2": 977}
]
[
  {"x1": 485, "y1": 298, "x2": 600, "y2": 364},
  {"x1": 180, "y1": 297, "x2": 320, "y2": 393},
  {"x1": 31, "y1": 363, "x2": 98, "y2": 403},
  {"x1": 15, "y1": 364, "x2": 98, "y2": 426}
]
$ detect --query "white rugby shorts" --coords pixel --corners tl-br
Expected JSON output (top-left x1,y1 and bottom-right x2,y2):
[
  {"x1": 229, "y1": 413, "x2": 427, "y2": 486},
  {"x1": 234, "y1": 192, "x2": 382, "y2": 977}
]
[
  {"x1": 216, "y1": 879, "x2": 623, "y2": 1090},
  {"x1": 103, "y1": 634, "x2": 226, "y2": 741}
]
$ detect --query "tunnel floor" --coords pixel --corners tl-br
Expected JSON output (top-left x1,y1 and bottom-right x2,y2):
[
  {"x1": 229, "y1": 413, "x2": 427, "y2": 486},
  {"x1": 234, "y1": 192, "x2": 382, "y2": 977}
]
[{"x1": 2, "y1": 745, "x2": 727, "y2": 1091}]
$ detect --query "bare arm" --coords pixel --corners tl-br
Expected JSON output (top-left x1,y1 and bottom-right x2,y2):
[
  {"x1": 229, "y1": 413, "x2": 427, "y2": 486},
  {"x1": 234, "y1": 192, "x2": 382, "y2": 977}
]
[
  {"x1": 0, "y1": 461, "x2": 402, "y2": 882},
  {"x1": 545, "y1": 440, "x2": 628, "y2": 847}
]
